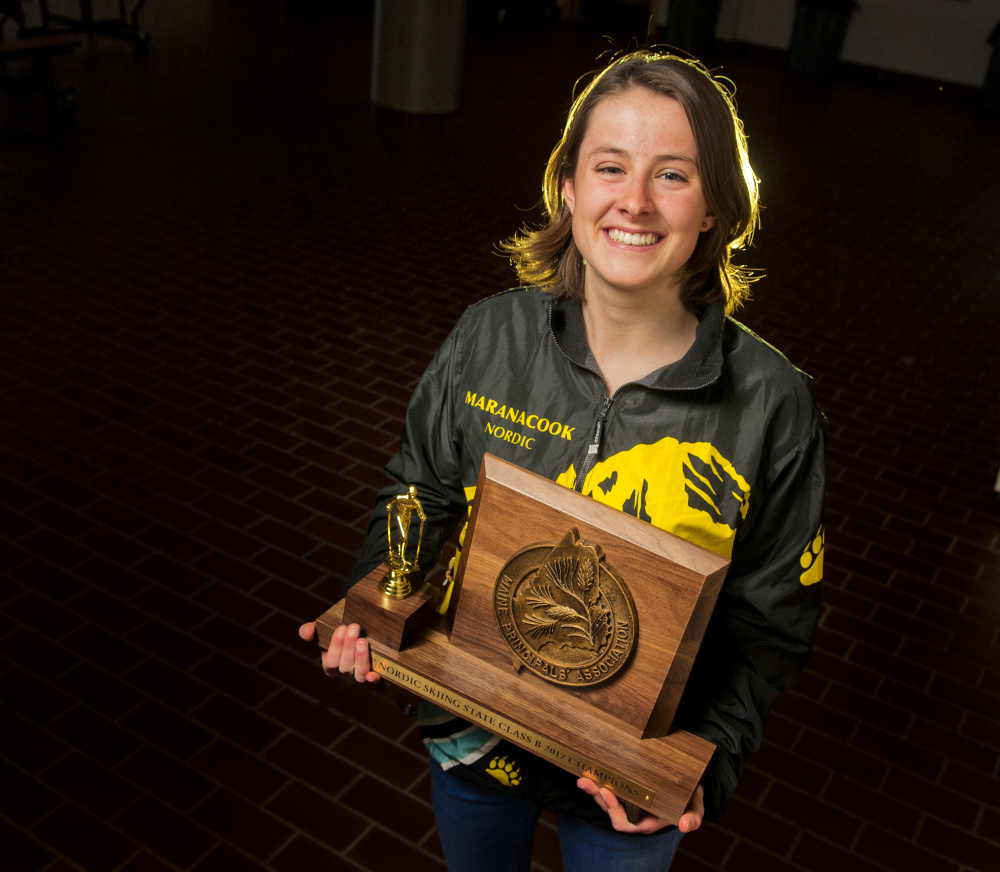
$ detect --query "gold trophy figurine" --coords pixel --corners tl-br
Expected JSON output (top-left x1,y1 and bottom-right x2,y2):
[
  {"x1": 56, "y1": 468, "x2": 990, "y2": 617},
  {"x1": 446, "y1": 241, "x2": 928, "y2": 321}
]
[
  {"x1": 380, "y1": 485, "x2": 427, "y2": 599},
  {"x1": 334, "y1": 483, "x2": 437, "y2": 650}
]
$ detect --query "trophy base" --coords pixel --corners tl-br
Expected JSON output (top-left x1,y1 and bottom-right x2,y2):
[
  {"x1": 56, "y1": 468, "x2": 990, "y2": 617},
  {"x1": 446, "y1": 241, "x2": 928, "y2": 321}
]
[
  {"x1": 338, "y1": 568, "x2": 437, "y2": 650},
  {"x1": 313, "y1": 588, "x2": 714, "y2": 825},
  {"x1": 378, "y1": 567, "x2": 413, "y2": 599}
]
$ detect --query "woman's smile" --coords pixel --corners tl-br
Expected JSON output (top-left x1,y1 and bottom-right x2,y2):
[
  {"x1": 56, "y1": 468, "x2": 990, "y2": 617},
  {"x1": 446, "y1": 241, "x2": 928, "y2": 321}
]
[{"x1": 605, "y1": 228, "x2": 662, "y2": 247}]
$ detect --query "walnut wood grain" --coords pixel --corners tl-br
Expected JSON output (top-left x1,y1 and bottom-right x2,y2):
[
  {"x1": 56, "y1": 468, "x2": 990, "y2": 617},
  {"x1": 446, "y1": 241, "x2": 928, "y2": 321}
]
[{"x1": 449, "y1": 454, "x2": 729, "y2": 737}]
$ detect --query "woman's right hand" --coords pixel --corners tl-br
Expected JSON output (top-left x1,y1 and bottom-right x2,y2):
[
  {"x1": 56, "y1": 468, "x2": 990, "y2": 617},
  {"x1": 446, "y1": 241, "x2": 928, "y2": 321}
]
[{"x1": 298, "y1": 622, "x2": 380, "y2": 685}]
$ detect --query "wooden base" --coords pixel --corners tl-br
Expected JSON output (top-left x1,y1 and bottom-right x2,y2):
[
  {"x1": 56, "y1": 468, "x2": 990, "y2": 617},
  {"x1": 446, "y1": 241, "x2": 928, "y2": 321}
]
[
  {"x1": 341, "y1": 569, "x2": 437, "y2": 650},
  {"x1": 314, "y1": 592, "x2": 715, "y2": 825}
]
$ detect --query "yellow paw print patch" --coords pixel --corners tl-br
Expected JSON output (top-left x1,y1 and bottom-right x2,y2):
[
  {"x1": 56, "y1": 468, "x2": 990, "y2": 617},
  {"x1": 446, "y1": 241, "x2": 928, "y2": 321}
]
[
  {"x1": 799, "y1": 525, "x2": 824, "y2": 586},
  {"x1": 485, "y1": 756, "x2": 521, "y2": 787}
]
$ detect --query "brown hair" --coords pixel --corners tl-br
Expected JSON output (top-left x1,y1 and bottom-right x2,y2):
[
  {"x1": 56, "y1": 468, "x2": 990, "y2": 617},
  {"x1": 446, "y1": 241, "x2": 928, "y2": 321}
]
[{"x1": 502, "y1": 50, "x2": 760, "y2": 313}]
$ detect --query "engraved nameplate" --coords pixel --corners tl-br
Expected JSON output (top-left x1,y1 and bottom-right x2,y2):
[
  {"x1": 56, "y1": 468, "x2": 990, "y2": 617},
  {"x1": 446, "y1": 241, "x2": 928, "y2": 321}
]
[{"x1": 371, "y1": 653, "x2": 655, "y2": 808}]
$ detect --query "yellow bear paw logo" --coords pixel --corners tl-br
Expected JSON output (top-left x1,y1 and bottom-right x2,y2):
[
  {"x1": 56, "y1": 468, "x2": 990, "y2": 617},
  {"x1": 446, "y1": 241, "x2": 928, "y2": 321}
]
[
  {"x1": 485, "y1": 756, "x2": 521, "y2": 787},
  {"x1": 799, "y1": 525, "x2": 824, "y2": 586}
]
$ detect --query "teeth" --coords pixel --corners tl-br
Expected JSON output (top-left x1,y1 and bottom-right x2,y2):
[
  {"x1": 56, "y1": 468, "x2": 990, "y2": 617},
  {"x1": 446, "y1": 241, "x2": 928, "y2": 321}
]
[{"x1": 608, "y1": 229, "x2": 658, "y2": 246}]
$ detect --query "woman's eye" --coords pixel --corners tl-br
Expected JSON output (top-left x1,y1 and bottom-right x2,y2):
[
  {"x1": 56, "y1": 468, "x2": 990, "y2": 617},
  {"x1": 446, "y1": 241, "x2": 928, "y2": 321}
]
[
  {"x1": 597, "y1": 165, "x2": 624, "y2": 175},
  {"x1": 659, "y1": 171, "x2": 686, "y2": 182}
]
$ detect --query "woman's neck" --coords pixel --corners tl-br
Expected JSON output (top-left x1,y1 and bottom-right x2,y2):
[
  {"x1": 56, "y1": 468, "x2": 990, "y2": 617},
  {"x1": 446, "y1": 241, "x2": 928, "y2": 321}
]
[{"x1": 581, "y1": 285, "x2": 698, "y2": 396}]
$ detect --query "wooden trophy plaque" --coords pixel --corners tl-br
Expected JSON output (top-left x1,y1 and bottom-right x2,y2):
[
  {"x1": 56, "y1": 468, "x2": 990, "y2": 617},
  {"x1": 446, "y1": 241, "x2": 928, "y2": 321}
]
[{"x1": 313, "y1": 454, "x2": 730, "y2": 823}]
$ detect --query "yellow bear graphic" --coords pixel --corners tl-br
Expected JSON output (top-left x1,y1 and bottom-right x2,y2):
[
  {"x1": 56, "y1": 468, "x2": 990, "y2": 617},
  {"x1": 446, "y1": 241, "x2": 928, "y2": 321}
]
[
  {"x1": 557, "y1": 437, "x2": 750, "y2": 559},
  {"x1": 799, "y1": 525, "x2": 824, "y2": 586},
  {"x1": 486, "y1": 756, "x2": 521, "y2": 787}
]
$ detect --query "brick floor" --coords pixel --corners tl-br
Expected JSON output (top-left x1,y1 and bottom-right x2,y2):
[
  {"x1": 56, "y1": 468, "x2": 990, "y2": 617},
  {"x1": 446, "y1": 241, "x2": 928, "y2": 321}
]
[{"x1": 2, "y1": 2, "x2": 998, "y2": 872}]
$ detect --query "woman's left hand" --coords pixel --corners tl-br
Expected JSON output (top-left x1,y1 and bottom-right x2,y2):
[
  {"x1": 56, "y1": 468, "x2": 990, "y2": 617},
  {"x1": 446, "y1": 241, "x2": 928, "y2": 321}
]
[{"x1": 577, "y1": 779, "x2": 705, "y2": 835}]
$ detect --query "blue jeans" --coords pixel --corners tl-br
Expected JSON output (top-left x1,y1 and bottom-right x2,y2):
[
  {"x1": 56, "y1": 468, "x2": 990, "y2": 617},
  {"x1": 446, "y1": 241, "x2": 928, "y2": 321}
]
[{"x1": 429, "y1": 761, "x2": 684, "y2": 872}]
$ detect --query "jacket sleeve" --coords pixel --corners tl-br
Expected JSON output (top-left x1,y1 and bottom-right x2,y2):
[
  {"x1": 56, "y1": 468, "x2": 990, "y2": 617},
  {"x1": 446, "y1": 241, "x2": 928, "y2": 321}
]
[
  {"x1": 676, "y1": 417, "x2": 826, "y2": 821},
  {"x1": 343, "y1": 320, "x2": 470, "y2": 594}
]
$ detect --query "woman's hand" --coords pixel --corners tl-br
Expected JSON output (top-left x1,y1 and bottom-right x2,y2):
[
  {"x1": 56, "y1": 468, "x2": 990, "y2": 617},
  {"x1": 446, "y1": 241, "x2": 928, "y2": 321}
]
[
  {"x1": 576, "y1": 778, "x2": 704, "y2": 835},
  {"x1": 298, "y1": 622, "x2": 380, "y2": 685}
]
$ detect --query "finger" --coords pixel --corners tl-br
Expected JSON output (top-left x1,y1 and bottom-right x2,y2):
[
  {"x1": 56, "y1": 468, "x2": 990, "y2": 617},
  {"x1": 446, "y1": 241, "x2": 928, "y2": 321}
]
[
  {"x1": 678, "y1": 784, "x2": 705, "y2": 834},
  {"x1": 338, "y1": 624, "x2": 361, "y2": 673},
  {"x1": 322, "y1": 625, "x2": 347, "y2": 674},
  {"x1": 576, "y1": 777, "x2": 606, "y2": 809},
  {"x1": 678, "y1": 813, "x2": 702, "y2": 834},
  {"x1": 354, "y1": 638, "x2": 372, "y2": 684},
  {"x1": 578, "y1": 779, "x2": 613, "y2": 819},
  {"x1": 596, "y1": 788, "x2": 669, "y2": 835},
  {"x1": 630, "y1": 815, "x2": 671, "y2": 835},
  {"x1": 597, "y1": 788, "x2": 634, "y2": 832},
  {"x1": 599, "y1": 788, "x2": 624, "y2": 818},
  {"x1": 298, "y1": 622, "x2": 316, "y2": 642}
]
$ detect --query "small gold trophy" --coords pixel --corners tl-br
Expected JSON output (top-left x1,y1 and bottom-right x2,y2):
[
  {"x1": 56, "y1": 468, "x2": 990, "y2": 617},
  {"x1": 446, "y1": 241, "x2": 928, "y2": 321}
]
[
  {"x1": 336, "y1": 483, "x2": 438, "y2": 651},
  {"x1": 380, "y1": 485, "x2": 427, "y2": 599}
]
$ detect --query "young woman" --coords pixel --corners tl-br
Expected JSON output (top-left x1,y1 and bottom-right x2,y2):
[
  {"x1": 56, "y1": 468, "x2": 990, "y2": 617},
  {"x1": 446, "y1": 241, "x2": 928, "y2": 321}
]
[{"x1": 301, "y1": 50, "x2": 825, "y2": 871}]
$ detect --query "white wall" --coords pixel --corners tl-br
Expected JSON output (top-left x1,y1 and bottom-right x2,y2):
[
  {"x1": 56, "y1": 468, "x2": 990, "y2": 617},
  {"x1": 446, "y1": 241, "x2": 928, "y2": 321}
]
[{"x1": 709, "y1": 0, "x2": 998, "y2": 88}]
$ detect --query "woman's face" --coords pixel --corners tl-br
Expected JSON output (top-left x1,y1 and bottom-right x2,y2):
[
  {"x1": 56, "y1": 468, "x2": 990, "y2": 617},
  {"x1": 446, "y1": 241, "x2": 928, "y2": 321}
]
[{"x1": 562, "y1": 88, "x2": 715, "y2": 303}]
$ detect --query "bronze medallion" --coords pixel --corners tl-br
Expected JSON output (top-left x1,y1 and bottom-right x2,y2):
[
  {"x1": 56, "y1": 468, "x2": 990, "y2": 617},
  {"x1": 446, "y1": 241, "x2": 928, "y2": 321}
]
[{"x1": 493, "y1": 528, "x2": 638, "y2": 687}]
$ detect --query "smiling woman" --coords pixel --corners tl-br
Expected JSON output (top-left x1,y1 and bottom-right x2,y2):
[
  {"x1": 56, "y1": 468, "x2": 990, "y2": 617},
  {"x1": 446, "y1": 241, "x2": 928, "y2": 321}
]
[{"x1": 302, "y1": 48, "x2": 825, "y2": 872}]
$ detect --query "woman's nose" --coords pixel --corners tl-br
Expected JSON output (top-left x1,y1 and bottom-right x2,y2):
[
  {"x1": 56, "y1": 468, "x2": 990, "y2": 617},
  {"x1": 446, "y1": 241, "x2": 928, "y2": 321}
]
[{"x1": 619, "y1": 176, "x2": 652, "y2": 216}]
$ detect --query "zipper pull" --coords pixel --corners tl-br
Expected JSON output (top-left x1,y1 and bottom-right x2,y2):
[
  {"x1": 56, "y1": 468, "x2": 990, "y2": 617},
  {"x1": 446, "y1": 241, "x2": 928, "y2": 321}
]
[{"x1": 576, "y1": 397, "x2": 613, "y2": 492}]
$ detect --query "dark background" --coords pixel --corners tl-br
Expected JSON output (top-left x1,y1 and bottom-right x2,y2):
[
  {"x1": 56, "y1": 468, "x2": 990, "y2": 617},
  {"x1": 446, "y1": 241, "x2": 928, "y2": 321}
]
[{"x1": 2, "y1": 2, "x2": 998, "y2": 871}]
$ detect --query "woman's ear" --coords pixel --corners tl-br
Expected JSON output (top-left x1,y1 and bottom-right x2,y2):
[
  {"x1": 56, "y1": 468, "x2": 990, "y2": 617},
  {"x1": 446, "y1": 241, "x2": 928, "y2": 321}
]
[
  {"x1": 701, "y1": 214, "x2": 717, "y2": 232},
  {"x1": 562, "y1": 175, "x2": 576, "y2": 215}
]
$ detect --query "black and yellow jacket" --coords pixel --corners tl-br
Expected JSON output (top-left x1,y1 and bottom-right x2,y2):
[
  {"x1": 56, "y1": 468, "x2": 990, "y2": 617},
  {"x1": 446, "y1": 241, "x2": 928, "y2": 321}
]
[{"x1": 344, "y1": 287, "x2": 826, "y2": 823}]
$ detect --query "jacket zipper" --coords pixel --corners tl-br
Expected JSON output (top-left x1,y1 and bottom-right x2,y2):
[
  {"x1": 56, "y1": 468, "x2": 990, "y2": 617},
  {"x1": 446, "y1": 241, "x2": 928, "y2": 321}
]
[
  {"x1": 575, "y1": 396, "x2": 613, "y2": 493},
  {"x1": 546, "y1": 302, "x2": 718, "y2": 493}
]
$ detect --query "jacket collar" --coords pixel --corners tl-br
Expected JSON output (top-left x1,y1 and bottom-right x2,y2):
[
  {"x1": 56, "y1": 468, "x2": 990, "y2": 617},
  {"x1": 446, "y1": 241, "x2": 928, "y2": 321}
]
[{"x1": 549, "y1": 296, "x2": 725, "y2": 392}]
